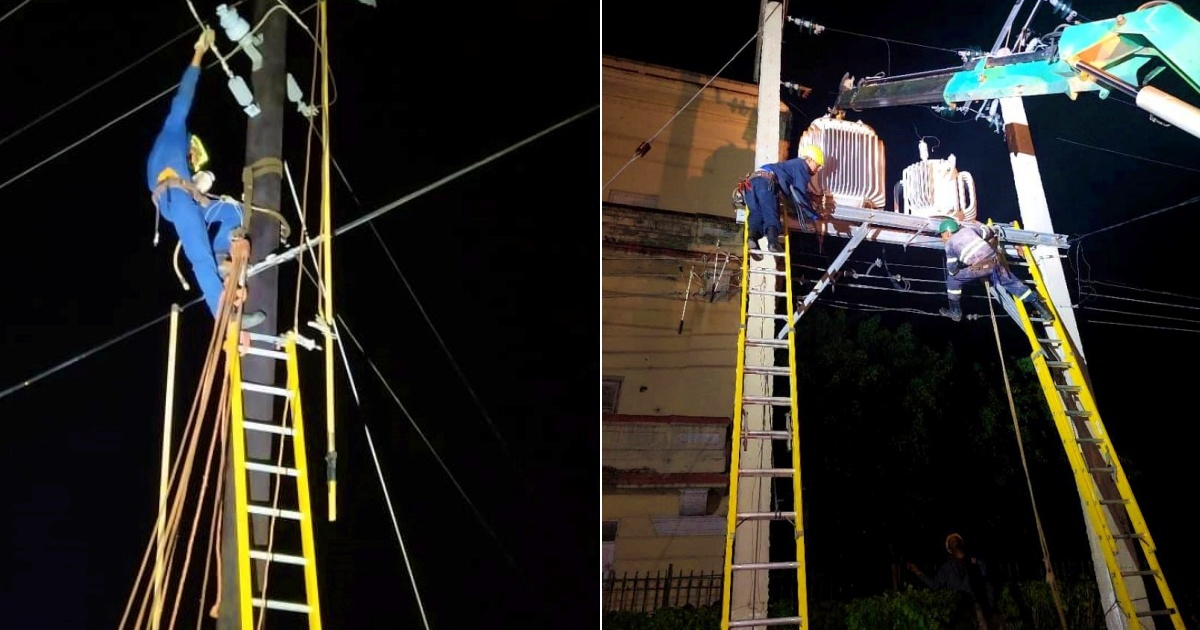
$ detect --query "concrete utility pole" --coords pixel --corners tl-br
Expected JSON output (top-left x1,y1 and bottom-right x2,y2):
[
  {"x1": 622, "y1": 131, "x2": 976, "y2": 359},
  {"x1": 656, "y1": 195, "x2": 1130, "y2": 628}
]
[
  {"x1": 999, "y1": 97, "x2": 1140, "y2": 630},
  {"x1": 217, "y1": 0, "x2": 289, "y2": 627},
  {"x1": 729, "y1": 2, "x2": 783, "y2": 627}
]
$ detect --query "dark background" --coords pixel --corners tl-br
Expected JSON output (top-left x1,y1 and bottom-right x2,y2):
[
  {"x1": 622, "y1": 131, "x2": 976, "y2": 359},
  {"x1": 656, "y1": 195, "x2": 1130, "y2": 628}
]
[
  {"x1": 604, "y1": 0, "x2": 1200, "y2": 617},
  {"x1": 0, "y1": 0, "x2": 598, "y2": 627}
]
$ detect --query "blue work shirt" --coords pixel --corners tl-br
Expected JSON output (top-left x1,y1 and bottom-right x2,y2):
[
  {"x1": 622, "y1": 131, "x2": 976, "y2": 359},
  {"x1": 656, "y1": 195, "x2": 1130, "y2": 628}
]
[
  {"x1": 762, "y1": 158, "x2": 816, "y2": 217},
  {"x1": 944, "y1": 223, "x2": 996, "y2": 275},
  {"x1": 147, "y1": 65, "x2": 200, "y2": 190}
]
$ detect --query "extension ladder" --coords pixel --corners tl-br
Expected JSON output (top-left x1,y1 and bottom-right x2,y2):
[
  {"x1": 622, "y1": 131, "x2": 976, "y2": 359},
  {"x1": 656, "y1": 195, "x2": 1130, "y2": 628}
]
[
  {"x1": 1012, "y1": 247, "x2": 1182, "y2": 629},
  {"x1": 224, "y1": 325, "x2": 323, "y2": 630},
  {"x1": 720, "y1": 225, "x2": 808, "y2": 629}
]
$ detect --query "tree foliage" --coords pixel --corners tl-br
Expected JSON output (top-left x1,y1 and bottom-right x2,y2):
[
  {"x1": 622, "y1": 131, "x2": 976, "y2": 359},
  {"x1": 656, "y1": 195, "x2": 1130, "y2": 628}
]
[{"x1": 785, "y1": 309, "x2": 1085, "y2": 594}]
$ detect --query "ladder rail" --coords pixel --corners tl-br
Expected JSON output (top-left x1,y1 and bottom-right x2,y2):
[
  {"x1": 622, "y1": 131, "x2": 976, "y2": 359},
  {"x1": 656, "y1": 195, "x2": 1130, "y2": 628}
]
[
  {"x1": 719, "y1": 222, "x2": 755, "y2": 628},
  {"x1": 781, "y1": 225, "x2": 809, "y2": 627},
  {"x1": 1017, "y1": 246, "x2": 1182, "y2": 627},
  {"x1": 284, "y1": 333, "x2": 324, "y2": 630},
  {"x1": 224, "y1": 324, "x2": 257, "y2": 630}
]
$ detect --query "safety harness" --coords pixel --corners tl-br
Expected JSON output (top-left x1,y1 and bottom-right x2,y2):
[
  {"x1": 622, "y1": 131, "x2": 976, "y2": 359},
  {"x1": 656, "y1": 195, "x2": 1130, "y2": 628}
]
[{"x1": 150, "y1": 160, "x2": 294, "y2": 292}]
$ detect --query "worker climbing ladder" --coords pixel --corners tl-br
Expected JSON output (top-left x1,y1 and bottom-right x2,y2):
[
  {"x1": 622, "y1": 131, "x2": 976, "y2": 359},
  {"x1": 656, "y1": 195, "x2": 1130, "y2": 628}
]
[
  {"x1": 224, "y1": 324, "x2": 323, "y2": 629},
  {"x1": 720, "y1": 225, "x2": 808, "y2": 629},
  {"x1": 1010, "y1": 245, "x2": 1182, "y2": 629}
]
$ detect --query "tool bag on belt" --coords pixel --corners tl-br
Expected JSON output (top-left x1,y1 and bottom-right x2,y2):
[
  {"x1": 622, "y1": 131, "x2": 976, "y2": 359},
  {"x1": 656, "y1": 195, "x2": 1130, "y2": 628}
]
[{"x1": 732, "y1": 169, "x2": 778, "y2": 208}]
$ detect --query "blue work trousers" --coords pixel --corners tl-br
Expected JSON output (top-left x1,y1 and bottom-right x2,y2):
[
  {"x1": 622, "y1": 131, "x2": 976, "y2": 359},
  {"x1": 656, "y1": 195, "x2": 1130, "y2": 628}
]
[
  {"x1": 746, "y1": 175, "x2": 782, "y2": 238},
  {"x1": 159, "y1": 190, "x2": 243, "y2": 316},
  {"x1": 946, "y1": 260, "x2": 1030, "y2": 304}
]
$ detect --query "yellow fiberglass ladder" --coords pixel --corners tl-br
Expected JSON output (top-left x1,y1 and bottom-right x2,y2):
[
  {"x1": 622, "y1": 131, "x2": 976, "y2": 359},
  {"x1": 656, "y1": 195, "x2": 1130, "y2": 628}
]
[
  {"x1": 1009, "y1": 244, "x2": 1182, "y2": 630},
  {"x1": 720, "y1": 225, "x2": 808, "y2": 629},
  {"x1": 224, "y1": 325, "x2": 324, "y2": 630}
]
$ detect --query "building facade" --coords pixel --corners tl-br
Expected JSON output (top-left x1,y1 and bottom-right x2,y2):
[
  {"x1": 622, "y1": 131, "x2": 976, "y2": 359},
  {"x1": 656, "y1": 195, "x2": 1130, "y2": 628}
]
[{"x1": 601, "y1": 55, "x2": 799, "y2": 610}]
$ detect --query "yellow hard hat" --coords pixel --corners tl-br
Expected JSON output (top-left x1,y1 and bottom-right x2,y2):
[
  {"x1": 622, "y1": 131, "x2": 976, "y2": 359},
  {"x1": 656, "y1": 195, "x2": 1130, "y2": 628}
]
[
  {"x1": 189, "y1": 134, "x2": 210, "y2": 172},
  {"x1": 799, "y1": 144, "x2": 824, "y2": 167}
]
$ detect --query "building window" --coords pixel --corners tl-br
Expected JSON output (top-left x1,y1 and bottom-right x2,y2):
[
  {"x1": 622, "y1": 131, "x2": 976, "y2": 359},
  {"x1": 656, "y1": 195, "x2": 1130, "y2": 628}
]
[
  {"x1": 602, "y1": 520, "x2": 618, "y2": 579},
  {"x1": 602, "y1": 377, "x2": 623, "y2": 413},
  {"x1": 679, "y1": 488, "x2": 710, "y2": 517}
]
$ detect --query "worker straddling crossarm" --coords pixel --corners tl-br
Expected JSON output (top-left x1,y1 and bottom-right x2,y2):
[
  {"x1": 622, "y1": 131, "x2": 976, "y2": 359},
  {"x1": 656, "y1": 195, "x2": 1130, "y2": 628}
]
[
  {"x1": 938, "y1": 218, "x2": 1055, "y2": 324},
  {"x1": 146, "y1": 27, "x2": 265, "y2": 330},
  {"x1": 736, "y1": 145, "x2": 824, "y2": 260}
]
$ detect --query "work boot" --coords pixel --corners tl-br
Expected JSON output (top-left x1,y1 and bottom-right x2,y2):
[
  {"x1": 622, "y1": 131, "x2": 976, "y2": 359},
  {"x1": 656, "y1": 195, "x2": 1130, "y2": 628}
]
[
  {"x1": 241, "y1": 309, "x2": 267, "y2": 330},
  {"x1": 747, "y1": 230, "x2": 763, "y2": 261},
  {"x1": 766, "y1": 226, "x2": 784, "y2": 253},
  {"x1": 1028, "y1": 296, "x2": 1056, "y2": 323},
  {"x1": 939, "y1": 302, "x2": 963, "y2": 322}
]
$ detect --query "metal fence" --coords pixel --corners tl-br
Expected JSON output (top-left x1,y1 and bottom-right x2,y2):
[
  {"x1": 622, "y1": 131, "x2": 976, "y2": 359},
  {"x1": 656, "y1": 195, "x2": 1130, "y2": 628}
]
[
  {"x1": 602, "y1": 558, "x2": 1099, "y2": 614},
  {"x1": 602, "y1": 565, "x2": 722, "y2": 613}
]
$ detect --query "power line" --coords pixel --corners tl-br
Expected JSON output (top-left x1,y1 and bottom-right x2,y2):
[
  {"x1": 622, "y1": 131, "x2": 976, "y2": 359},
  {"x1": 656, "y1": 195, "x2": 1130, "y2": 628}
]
[
  {"x1": 0, "y1": 0, "x2": 251, "y2": 151},
  {"x1": 0, "y1": 107, "x2": 595, "y2": 403},
  {"x1": 1086, "y1": 278, "x2": 1200, "y2": 302},
  {"x1": 0, "y1": 298, "x2": 204, "y2": 402},
  {"x1": 0, "y1": 2, "x2": 316, "y2": 195},
  {"x1": 312, "y1": 131, "x2": 519, "y2": 472},
  {"x1": 249, "y1": 105, "x2": 598, "y2": 278},
  {"x1": 0, "y1": 0, "x2": 34, "y2": 25},
  {"x1": 335, "y1": 312, "x2": 517, "y2": 570},
  {"x1": 1070, "y1": 193, "x2": 1200, "y2": 242},
  {"x1": 1056, "y1": 137, "x2": 1200, "y2": 174},
  {"x1": 602, "y1": 3, "x2": 778, "y2": 192}
]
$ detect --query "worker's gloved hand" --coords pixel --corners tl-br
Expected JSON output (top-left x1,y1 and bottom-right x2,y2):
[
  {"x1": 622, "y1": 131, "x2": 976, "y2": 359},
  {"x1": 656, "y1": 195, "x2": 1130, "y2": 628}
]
[{"x1": 194, "y1": 27, "x2": 216, "y2": 53}]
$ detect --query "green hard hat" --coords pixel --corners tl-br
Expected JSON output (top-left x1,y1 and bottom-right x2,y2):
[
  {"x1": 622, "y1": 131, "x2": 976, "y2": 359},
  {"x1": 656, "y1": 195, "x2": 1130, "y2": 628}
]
[{"x1": 938, "y1": 218, "x2": 960, "y2": 234}]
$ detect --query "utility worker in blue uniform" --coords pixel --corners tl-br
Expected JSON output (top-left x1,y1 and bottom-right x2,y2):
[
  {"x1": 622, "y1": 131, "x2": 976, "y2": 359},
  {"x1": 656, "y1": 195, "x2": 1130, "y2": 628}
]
[
  {"x1": 147, "y1": 28, "x2": 265, "y2": 329},
  {"x1": 740, "y1": 145, "x2": 824, "y2": 259},
  {"x1": 938, "y1": 218, "x2": 1054, "y2": 323}
]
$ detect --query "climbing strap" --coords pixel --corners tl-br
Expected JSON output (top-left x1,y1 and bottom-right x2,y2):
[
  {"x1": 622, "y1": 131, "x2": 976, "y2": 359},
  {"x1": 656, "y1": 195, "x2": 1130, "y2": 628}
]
[
  {"x1": 983, "y1": 279, "x2": 1069, "y2": 630},
  {"x1": 240, "y1": 157, "x2": 284, "y2": 233}
]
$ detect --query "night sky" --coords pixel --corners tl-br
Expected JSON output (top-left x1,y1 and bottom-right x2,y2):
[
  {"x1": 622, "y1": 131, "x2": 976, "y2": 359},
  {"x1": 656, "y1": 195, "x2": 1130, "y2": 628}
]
[
  {"x1": 0, "y1": 1, "x2": 598, "y2": 628},
  {"x1": 604, "y1": 0, "x2": 1200, "y2": 613}
]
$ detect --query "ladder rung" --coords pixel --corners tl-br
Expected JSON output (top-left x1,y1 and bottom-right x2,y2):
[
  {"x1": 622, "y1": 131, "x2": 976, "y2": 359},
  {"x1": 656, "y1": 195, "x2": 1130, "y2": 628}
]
[
  {"x1": 738, "y1": 511, "x2": 797, "y2": 521},
  {"x1": 241, "y1": 381, "x2": 293, "y2": 398},
  {"x1": 743, "y1": 430, "x2": 791, "y2": 440},
  {"x1": 1036, "y1": 338, "x2": 1063, "y2": 345},
  {"x1": 753, "y1": 250, "x2": 788, "y2": 257},
  {"x1": 740, "y1": 468, "x2": 795, "y2": 477},
  {"x1": 1112, "y1": 533, "x2": 1145, "y2": 540},
  {"x1": 1088, "y1": 466, "x2": 1115, "y2": 474},
  {"x1": 1076, "y1": 437, "x2": 1103, "y2": 444},
  {"x1": 744, "y1": 366, "x2": 790, "y2": 375},
  {"x1": 1045, "y1": 361, "x2": 1072, "y2": 369},
  {"x1": 246, "y1": 332, "x2": 286, "y2": 345},
  {"x1": 249, "y1": 550, "x2": 308, "y2": 565},
  {"x1": 1099, "y1": 499, "x2": 1130, "y2": 505},
  {"x1": 1121, "y1": 570, "x2": 1159, "y2": 577},
  {"x1": 749, "y1": 289, "x2": 789, "y2": 297},
  {"x1": 244, "y1": 421, "x2": 294, "y2": 436},
  {"x1": 746, "y1": 313, "x2": 790, "y2": 320},
  {"x1": 742, "y1": 395, "x2": 793, "y2": 406},
  {"x1": 245, "y1": 461, "x2": 299, "y2": 476},
  {"x1": 1055, "y1": 384, "x2": 1081, "y2": 392},
  {"x1": 750, "y1": 269, "x2": 787, "y2": 276},
  {"x1": 746, "y1": 337, "x2": 788, "y2": 348},
  {"x1": 1135, "y1": 609, "x2": 1176, "y2": 617},
  {"x1": 248, "y1": 504, "x2": 304, "y2": 520},
  {"x1": 252, "y1": 599, "x2": 311, "y2": 614},
  {"x1": 239, "y1": 346, "x2": 289, "y2": 360},
  {"x1": 1064, "y1": 409, "x2": 1092, "y2": 417},
  {"x1": 729, "y1": 617, "x2": 804, "y2": 628},
  {"x1": 731, "y1": 561, "x2": 800, "y2": 570}
]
